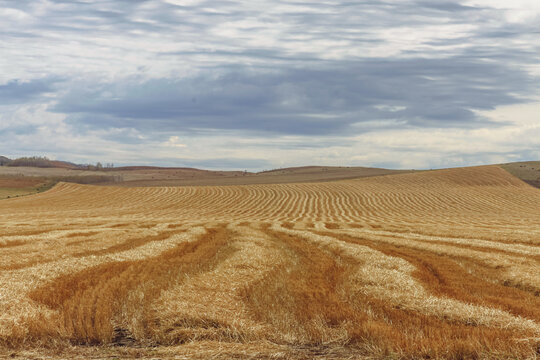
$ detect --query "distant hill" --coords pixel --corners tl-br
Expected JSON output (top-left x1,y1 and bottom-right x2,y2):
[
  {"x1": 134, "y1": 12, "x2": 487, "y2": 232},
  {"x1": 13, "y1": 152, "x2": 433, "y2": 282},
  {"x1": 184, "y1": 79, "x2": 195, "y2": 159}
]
[
  {"x1": 2, "y1": 156, "x2": 538, "y2": 189},
  {"x1": 111, "y1": 166, "x2": 211, "y2": 172},
  {"x1": 0, "y1": 161, "x2": 412, "y2": 188},
  {"x1": 0, "y1": 156, "x2": 12, "y2": 166}
]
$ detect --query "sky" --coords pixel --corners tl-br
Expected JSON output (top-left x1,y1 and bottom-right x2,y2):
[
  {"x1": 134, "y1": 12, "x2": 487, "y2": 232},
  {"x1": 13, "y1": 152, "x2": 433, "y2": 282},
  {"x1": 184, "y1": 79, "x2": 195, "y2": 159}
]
[{"x1": 0, "y1": 0, "x2": 539, "y2": 170}]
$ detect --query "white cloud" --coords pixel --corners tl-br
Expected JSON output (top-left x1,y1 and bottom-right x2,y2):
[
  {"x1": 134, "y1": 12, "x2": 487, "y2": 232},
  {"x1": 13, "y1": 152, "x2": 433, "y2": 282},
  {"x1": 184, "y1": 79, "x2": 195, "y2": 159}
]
[
  {"x1": 164, "y1": 136, "x2": 187, "y2": 148},
  {"x1": 464, "y1": 0, "x2": 540, "y2": 22}
]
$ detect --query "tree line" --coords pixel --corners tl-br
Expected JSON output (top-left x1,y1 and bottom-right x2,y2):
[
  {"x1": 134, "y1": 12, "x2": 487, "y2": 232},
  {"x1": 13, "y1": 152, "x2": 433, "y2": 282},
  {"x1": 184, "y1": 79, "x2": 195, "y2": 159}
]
[{"x1": 0, "y1": 156, "x2": 114, "y2": 170}]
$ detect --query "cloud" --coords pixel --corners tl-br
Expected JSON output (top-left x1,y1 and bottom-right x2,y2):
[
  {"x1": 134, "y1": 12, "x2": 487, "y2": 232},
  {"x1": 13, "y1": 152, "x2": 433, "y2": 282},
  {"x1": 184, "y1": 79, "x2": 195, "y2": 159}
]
[
  {"x1": 53, "y1": 56, "x2": 535, "y2": 136},
  {"x1": 0, "y1": 78, "x2": 60, "y2": 105},
  {"x1": 0, "y1": 0, "x2": 539, "y2": 169},
  {"x1": 164, "y1": 136, "x2": 187, "y2": 148}
]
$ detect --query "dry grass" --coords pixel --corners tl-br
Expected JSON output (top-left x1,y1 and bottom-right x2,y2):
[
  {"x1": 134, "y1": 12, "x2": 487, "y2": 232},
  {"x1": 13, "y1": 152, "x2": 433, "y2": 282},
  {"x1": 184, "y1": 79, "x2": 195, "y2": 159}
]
[{"x1": 0, "y1": 165, "x2": 539, "y2": 359}]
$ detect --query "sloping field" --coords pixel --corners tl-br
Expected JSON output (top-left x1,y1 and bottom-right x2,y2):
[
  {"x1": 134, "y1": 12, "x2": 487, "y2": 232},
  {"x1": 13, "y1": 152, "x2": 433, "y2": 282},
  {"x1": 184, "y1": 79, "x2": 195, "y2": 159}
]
[
  {"x1": 0, "y1": 166, "x2": 539, "y2": 359},
  {"x1": 0, "y1": 177, "x2": 50, "y2": 200}
]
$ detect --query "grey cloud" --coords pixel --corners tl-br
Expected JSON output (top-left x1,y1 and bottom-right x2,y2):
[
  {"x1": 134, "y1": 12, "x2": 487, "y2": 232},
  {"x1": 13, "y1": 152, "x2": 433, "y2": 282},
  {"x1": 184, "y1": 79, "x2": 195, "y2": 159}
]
[
  {"x1": 3, "y1": 1, "x2": 167, "y2": 37},
  {"x1": 1, "y1": 0, "x2": 530, "y2": 76},
  {"x1": 0, "y1": 124, "x2": 38, "y2": 136},
  {"x1": 414, "y1": 1, "x2": 479, "y2": 12},
  {"x1": 54, "y1": 56, "x2": 535, "y2": 136},
  {"x1": 0, "y1": 0, "x2": 488, "y2": 52},
  {"x1": 0, "y1": 78, "x2": 60, "y2": 105}
]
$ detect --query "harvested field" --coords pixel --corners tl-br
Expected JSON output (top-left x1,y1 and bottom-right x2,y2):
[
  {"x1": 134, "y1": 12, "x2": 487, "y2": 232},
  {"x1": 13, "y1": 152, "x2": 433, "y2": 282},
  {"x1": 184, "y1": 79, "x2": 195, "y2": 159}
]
[{"x1": 0, "y1": 165, "x2": 539, "y2": 359}]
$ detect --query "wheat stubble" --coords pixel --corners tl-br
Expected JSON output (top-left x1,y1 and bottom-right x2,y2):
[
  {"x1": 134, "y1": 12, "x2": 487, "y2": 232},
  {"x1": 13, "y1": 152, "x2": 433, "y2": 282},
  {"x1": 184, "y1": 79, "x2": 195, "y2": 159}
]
[{"x1": 0, "y1": 166, "x2": 539, "y2": 359}]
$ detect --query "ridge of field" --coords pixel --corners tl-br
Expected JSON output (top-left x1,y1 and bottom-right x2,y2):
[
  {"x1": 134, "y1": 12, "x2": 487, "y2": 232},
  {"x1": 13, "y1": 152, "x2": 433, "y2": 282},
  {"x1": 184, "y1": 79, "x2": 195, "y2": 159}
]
[
  {"x1": 0, "y1": 165, "x2": 539, "y2": 359},
  {"x1": 0, "y1": 164, "x2": 409, "y2": 190}
]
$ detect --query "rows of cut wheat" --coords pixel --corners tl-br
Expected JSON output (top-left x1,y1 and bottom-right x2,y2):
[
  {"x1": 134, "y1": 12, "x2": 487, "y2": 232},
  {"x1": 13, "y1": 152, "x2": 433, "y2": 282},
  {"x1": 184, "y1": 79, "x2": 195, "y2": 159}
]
[{"x1": 0, "y1": 166, "x2": 539, "y2": 358}]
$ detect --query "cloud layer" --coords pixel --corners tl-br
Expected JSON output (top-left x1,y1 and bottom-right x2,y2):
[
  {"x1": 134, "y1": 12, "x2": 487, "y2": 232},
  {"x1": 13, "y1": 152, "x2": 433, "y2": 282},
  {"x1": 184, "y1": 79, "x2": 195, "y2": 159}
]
[{"x1": 1, "y1": 0, "x2": 539, "y2": 169}]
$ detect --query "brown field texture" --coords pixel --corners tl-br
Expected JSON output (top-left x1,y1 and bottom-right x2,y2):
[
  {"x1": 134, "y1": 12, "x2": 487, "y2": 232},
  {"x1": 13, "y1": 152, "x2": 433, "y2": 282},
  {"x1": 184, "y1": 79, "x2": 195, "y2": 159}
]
[{"x1": 0, "y1": 165, "x2": 539, "y2": 359}]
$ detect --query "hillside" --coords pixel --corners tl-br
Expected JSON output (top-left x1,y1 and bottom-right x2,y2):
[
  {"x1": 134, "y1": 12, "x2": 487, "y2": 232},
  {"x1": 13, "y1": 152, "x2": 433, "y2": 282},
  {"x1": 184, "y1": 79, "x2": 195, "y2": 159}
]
[
  {"x1": 500, "y1": 161, "x2": 540, "y2": 188},
  {"x1": 0, "y1": 164, "x2": 410, "y2": 192},
  {"x1": 0, "y1": 165, "x2": 538, "y2": 359}
]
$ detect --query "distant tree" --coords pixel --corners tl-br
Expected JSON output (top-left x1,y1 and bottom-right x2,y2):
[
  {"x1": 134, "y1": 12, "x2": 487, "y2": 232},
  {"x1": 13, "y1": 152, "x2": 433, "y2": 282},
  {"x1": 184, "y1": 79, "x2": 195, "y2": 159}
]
[
  {"x1": 9, "y1": 156, "x2": 52, "y2": 168},
  {"x1": 0, "y1": 156, "x2": 11, "y2": 166}
]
